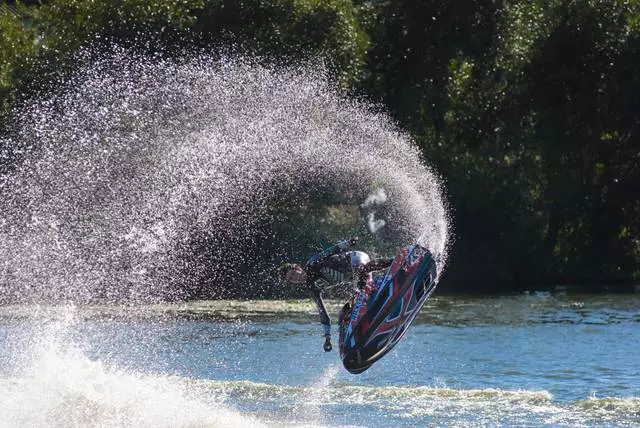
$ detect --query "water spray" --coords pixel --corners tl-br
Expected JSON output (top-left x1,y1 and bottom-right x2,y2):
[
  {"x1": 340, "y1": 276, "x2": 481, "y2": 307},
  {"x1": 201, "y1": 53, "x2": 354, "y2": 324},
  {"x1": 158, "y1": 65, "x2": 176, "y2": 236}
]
[{"x1": 0, "y1": 50, "x2": 449, "y2": 303}]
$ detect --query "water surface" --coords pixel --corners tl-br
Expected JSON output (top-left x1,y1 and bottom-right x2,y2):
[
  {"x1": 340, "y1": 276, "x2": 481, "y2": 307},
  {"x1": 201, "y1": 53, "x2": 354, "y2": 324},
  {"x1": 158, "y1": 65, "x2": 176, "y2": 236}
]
[{"x1": 1, "y1": 293, "x2": 638, "y2": 427}]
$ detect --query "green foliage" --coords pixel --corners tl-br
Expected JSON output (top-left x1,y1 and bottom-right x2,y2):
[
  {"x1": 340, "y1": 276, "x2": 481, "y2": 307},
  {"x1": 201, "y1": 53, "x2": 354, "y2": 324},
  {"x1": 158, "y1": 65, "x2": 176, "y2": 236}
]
[
  {"x1": 359, "y1": 0, "x2": 500, "y2": 132},
  {"x1": 1, "y1": 0, "x2": 640, "y2": 292},
  {"x1": 0, "y1": 3, "x2": 38, "y2": 128},
  {"x1": 13, "y1": 0, "x2": 207, "y2": 97},
  {"x1": 0, "y1": 0, "x2": 368, "y2": 113},
  {"x1": 356, "y1": 0, "x2": 640, "y2": 290},
  {"x1": 191, "y1": 0, "x2": 369, "y2": 87},
  {"x1": 35, "y1": 0, "x2": 203, "y2": 48}
]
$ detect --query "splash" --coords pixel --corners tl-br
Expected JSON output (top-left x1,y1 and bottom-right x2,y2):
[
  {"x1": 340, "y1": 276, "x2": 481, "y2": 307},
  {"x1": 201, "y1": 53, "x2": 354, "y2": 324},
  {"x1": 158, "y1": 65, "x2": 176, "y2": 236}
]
[
  {"x1": 0, "y1": 313, "x2": 264, "y2": 428},
  {"x1": 0, "y1": 50, "x2": 449, "y2": 303},
  {"x1": 361, "y1": 188, "x2": 388, "y2": 207},
  {"x1": 288, "y1": 363, "x2": 341, "y2": 426},
  {"x1": 361, "y1": 188, "x2": 387, "y2": 234}
]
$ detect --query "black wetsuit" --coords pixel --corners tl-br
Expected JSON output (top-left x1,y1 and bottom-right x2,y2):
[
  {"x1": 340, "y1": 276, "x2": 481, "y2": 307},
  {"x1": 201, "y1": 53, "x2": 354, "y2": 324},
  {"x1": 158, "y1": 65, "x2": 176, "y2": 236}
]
[{"x1": 304, "y1": 250, "x2": 393, "y2": 337}]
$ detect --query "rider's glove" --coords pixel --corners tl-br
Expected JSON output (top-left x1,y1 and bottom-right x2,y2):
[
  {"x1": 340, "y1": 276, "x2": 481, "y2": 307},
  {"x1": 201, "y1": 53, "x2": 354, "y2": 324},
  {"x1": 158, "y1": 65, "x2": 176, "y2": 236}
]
[{"x1": 323, "y1": 334, "x2": 332, "y2": 352}]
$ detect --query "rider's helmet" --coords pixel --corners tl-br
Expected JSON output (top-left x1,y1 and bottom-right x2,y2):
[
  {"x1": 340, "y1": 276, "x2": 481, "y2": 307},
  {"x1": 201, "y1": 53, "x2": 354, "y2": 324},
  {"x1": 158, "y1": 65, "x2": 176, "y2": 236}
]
[
  {"x1": 278, "y1": 262, "x2": 307, "y2": 284},
  {"x1": 277, "y1": 263, "x2": 297, "y2": 281}
]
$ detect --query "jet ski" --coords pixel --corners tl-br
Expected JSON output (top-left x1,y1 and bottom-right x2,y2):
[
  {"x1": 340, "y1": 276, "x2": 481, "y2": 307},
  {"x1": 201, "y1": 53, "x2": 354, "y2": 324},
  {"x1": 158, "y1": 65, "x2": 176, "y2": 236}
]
[{"x1": 338, "y1": 244, "x2": 437, "y2": 374}]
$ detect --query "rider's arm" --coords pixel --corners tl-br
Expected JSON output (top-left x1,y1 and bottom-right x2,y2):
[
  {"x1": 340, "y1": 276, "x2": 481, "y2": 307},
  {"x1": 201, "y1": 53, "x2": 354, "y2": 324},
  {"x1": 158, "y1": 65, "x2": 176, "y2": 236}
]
[
  {"x1": 308, "y1": 282, "x2": 331, "y2": 337},
  {"x1": 355, "y1": 258, "x2": 394, "y2": 286},
  {"x1": 361, "y1": 258, "x2": 394, "y2": 273},
  {"x1": 303, "y1": 237, "x2": 357, "y2": 352},
  {"x1": 305, "y1": 237, "x2": 358, "y2": 269}
]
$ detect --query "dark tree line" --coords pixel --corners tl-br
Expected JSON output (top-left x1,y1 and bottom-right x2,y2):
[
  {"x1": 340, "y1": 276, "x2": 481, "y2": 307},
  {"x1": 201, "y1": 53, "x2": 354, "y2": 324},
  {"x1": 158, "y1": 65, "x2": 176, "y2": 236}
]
[{"x1": 1, "y1": 0, "x2": 639, "y2": 292}]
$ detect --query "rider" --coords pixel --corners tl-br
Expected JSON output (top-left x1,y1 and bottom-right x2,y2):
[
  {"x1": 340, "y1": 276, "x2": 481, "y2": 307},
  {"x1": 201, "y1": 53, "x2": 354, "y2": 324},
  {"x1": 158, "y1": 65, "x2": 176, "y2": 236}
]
[{"x1": 279, "y1": 237, "x2": 393, "y2": 352}]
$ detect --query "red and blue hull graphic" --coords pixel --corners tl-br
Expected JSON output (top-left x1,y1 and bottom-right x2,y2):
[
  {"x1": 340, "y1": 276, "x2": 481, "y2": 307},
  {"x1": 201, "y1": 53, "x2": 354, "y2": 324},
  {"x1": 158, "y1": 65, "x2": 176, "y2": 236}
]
[{"x1": 339, "y1": 244, "x2": 437, "y2": 374}]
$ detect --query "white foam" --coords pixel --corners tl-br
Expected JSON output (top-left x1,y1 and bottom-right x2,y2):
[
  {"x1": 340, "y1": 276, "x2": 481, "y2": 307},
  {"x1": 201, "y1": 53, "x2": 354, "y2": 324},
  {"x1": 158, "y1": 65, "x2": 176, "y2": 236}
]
[{"x1": 0, "y1": 322, "x2": 264, "y2": 428}]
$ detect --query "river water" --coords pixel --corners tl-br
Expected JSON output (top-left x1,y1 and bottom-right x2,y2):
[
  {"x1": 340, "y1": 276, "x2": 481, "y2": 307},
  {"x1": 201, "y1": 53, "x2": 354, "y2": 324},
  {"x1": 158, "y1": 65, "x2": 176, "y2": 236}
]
[{"x1": 0, "y1": 292, "x2": 638, "y2": 427}]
